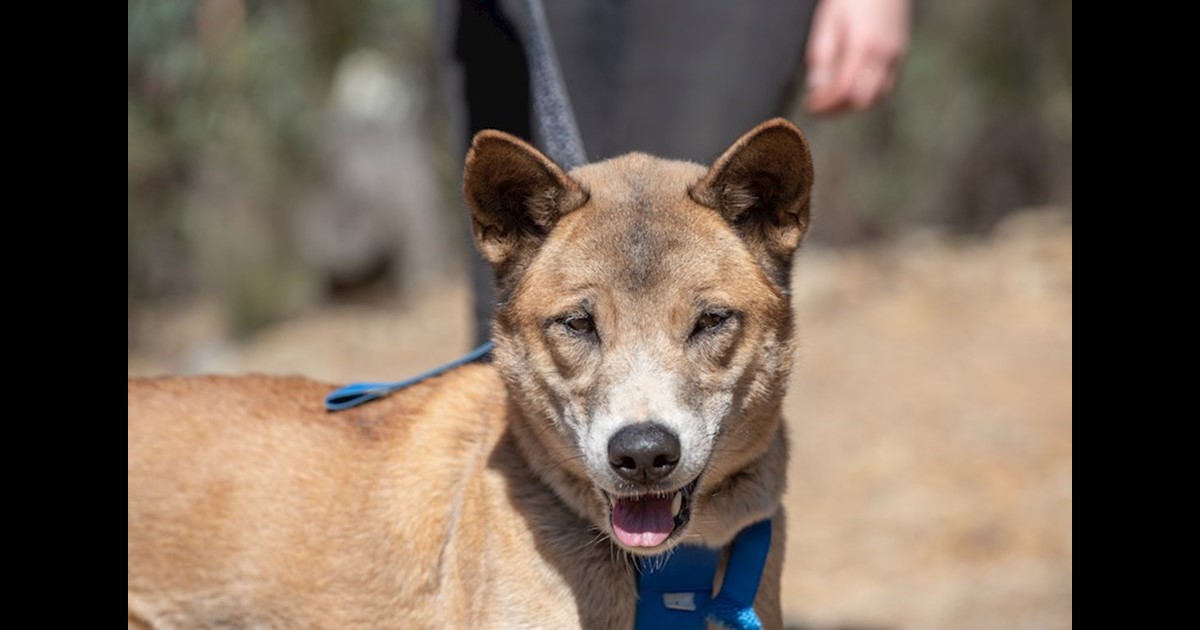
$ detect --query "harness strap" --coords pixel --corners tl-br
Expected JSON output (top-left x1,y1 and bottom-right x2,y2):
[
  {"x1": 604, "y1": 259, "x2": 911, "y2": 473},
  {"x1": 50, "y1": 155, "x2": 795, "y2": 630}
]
[
  {"x1": 636, "y1": 518, "x2": 772, "y2": 630},
  {"x1": 637, "y1": 545, "x2": 720, "y2": 629}
]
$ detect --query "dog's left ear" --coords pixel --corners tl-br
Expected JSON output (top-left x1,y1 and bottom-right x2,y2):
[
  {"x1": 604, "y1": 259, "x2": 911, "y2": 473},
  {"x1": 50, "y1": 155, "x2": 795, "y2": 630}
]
[{"x1": 690, "y1": 118, "x2": 814, "y2": 289}]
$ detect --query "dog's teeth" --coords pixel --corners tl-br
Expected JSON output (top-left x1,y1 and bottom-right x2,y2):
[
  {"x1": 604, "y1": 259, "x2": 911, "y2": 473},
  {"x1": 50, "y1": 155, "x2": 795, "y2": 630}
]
[{"x1": 671, "y1": 492, "x2": 682, "y2": 517}]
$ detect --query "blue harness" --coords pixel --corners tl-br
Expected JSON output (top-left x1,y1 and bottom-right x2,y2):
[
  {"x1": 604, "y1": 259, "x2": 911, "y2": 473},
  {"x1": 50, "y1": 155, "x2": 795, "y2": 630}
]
[
  {"x1": 325, "y1": 346, "x2": 771, "y2": 629},
  {"x1": 636, "y1": 519, "x2": 772, "y2": 630}
]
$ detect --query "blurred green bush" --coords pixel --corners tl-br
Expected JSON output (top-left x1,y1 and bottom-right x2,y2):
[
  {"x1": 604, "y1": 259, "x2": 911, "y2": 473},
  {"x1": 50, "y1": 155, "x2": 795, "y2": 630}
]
[{"x1": 795, "y1": 0, "x2": 1071, "y2": 242}]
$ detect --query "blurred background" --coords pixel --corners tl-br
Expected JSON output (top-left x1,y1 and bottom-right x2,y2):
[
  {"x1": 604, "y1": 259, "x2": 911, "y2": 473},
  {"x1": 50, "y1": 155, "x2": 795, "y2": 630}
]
[{"x1": 128, "y1": 1, "x2": 1071, "y2": 628}]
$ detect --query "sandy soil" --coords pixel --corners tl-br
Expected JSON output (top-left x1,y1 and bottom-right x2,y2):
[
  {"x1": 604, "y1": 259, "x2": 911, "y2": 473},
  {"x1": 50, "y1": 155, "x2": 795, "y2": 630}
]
[{"x1": 129, "y1": 207, "x2": 1072, "y2": 630}]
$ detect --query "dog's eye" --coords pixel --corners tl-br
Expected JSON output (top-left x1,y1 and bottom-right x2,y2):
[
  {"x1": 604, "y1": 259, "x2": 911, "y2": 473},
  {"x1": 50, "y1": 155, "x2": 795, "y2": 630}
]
[
  {"x1": 691, "y1": 310, "x2": 731, "y2": 338},
  {"x1": 561, "y1": 314, "x2": 596, "y2": 337}
]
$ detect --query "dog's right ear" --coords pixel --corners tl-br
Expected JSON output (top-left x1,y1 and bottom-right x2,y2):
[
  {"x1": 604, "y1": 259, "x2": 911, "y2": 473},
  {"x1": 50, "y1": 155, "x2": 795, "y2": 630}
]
[{"x1": 463, "y1": 130, "x2": 588, "y2": 276}]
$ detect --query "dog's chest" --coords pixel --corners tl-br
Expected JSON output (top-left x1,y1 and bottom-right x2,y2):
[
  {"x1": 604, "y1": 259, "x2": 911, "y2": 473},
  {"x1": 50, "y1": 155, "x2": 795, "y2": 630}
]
[{"x1": 441, "y1": 447, "x2": 640, "y2": 627}]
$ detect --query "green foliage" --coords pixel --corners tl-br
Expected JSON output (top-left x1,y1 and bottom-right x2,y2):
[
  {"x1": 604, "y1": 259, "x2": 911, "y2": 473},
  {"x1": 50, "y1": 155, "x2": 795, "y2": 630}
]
[
  {"x1": 793, "y1": 0, "x2": 1071, "y2": 241},
  {"x1": 129, "y1": 0, "x2": 439, "y2": 337},
  {"x1": 129, "y1": 1, "x2": 317, "y2": 325}
]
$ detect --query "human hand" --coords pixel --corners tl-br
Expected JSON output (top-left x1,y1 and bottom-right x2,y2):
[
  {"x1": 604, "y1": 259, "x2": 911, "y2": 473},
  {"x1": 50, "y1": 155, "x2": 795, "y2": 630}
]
[{"x1": 803, "y1": 0, "x2": 911, "y2": 115}]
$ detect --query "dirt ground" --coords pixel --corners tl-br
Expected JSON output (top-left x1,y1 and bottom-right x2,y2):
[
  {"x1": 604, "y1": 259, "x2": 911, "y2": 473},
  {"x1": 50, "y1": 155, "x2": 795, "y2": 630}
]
[{"x1": 128, "y1": 207, "x2": 1072, "y2": 629}]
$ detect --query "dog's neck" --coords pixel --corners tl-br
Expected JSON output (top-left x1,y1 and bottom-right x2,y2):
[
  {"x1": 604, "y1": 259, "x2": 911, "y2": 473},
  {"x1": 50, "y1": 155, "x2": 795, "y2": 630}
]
[{"x1": 502, "y1": 396, "x2": 614, "y2": 529}]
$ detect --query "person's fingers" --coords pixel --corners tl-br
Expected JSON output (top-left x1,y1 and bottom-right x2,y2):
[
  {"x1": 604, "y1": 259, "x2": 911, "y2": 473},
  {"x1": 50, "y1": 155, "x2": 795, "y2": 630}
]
[
  {"x1": 814, "y1": 49, "x2": 899, "y2": 114},
  {"x1": 808, "y1": 19, "x2": 877, "y2": 114},
  {"x1": 848, "y1": 59, "x2": 890, "y2": 110},
  {"x1": 804, "y1": 0, "x2": 911, "y2": 115},
  {"x1": 804, "y1": 77, "x2": 842, "y2": 115},
  {"x1": 823, "y1": 41, "x2": 869, "y2": 113},
  {"x1": 804, "y1": 2, "x2": 844, "y2": 113}
]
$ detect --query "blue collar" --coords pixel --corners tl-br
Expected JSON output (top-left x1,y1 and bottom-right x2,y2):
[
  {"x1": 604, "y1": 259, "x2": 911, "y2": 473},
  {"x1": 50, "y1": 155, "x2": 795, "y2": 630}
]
[{"x1": 636, "y1": 518, "x2": 772, "y2": 630}]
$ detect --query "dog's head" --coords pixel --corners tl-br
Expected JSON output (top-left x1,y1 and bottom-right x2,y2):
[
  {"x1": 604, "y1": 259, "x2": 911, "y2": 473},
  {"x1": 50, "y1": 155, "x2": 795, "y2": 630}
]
[{"x1": 464, "y1": 119, "x2": 812, "y2": 554}]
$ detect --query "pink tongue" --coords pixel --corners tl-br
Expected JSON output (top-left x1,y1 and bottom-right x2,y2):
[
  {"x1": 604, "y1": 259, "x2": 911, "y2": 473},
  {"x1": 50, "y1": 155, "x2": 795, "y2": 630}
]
[{"x1": 611, "y1": 495, "x2": 675, "y2": 548}]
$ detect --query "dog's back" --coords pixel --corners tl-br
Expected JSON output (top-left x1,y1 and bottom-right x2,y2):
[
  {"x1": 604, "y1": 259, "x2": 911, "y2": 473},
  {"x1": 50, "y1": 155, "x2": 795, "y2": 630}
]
[
  {"x1": 127, "y1": 369, "x2": 472, "y2": 624},
  {"x1": 130, "y1": 366, "x2": 649, "y2": 627}
]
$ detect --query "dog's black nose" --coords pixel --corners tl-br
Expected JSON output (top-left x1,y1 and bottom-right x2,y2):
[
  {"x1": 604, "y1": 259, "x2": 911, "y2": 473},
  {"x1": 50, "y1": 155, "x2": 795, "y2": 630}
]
[{"x1": 608, "y1": 422, "x2": 681, "y2": 483}]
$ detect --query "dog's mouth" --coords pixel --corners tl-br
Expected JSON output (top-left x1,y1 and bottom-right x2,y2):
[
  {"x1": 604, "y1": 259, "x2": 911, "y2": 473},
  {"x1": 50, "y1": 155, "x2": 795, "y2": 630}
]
[{"x1": 604, "y1": 478, "x2": 698, "y2": 550}]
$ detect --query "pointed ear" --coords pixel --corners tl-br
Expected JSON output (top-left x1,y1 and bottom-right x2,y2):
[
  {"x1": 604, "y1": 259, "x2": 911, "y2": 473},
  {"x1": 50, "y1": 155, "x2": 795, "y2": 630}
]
[
  {"x1": 690, "y1": 118, "x2": 814, "y2": 289},
  {"x1": 463, "y1": 130, "x2": 588, "y2": 280}
]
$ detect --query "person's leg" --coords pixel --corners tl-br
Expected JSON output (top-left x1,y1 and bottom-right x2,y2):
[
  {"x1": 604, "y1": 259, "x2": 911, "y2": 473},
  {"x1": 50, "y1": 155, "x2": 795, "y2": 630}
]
[
  {"x1": 439, "y1": 0, "x2": 533, "y2": 346},
  {"x1": 547, "y1": 0, "x2": 818, "y2": 163}
]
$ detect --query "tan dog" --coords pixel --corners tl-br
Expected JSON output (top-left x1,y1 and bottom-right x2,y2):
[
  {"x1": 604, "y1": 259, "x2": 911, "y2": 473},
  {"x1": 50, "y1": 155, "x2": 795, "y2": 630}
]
[{"x1": 128, "y1": 117, "x2": 813, "y2": 629}]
